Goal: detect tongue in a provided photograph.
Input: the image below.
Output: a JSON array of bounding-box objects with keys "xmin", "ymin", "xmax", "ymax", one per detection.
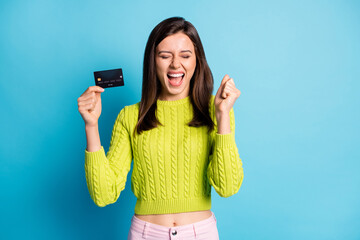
[
  {"xmin": 169, "ymin": 77, "xmax": 182, "ymax": 83},
  {"xmin": 169, "ymin": 76, "xmax": 182, "ymax": 84}
]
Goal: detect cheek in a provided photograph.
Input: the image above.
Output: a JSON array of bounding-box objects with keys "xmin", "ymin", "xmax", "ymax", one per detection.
[
  {"xmin": 185, "ymin": 59, "xmax": 196, "ymax": 74},
  {"xmin": 156, "ymin": 60, "xmax": 168, "ymax": 75},
  {"xmin": 155, "ymin": 62, "xmax": 165, "ymax": 79}
]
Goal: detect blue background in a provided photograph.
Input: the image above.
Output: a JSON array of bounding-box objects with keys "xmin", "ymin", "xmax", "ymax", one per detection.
[{"xmin": 1, "ymin": 0, "xmax": 359, "ymax": 239}]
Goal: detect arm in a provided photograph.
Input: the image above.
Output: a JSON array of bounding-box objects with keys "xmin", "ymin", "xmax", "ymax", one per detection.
[
  {"xmin": 84, "ymin": 106, "xmax": 133, "ymax": 207},
  {"xmin": 207, "ymin": 107, "xmax": 244, "ymax": 197},
  {"xmin": 85, "ymin": 124, "xmax": 101, "ymax": 152}
]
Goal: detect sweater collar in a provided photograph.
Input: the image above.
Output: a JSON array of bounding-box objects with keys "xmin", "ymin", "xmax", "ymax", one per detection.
[{"xmin": 156, "ymin": 95, "xmax": 191, "ymax": 107}]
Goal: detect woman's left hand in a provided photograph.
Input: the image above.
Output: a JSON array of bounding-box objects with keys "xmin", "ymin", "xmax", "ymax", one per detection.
[{"xmin": 214, "ymin": 74, "xmax": 241, "ymax": 116}]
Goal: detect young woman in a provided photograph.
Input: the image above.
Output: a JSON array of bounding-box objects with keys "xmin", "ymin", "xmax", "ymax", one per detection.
[{"xmin": 77, "ymin": 17, "xmax": 243, "ymax": 240}]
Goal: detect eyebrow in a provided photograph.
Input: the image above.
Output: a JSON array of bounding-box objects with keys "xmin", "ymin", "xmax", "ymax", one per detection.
[{"xmin": 158, "ymin": 50, "xmax": 193, "ymax": 54}]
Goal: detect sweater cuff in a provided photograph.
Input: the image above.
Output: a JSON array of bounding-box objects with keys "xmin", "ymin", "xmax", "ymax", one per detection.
[
  {"xmin": 85, "ymin": 146, "xmax": 105, "ymax": 161},
  {"xmin": 215, "ymin": 132, "xmax": 235, "ymax": 148}
]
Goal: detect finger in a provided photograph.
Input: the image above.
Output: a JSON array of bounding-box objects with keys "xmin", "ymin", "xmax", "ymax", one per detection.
[
  {"xmin": 221, "ymin": 74, "xmax": 231, "ymax": 86},
  {"xmin": 221, "ymin": 88, "xmax": 230, "ymax": 99},
  {"xmin": 80, "ymin": 86, "xmax": 104, "ymax": 101},
  {"xmin": 78, "ymin": 103, "xmax": 95, "ymax": 112},
  {"xmin": 223, "ymin": 85, "xmax": 233, "ymax": 94},
  {"xmin": 224, "ymin": 81, "xmax": 237, "ymax": 92},
  {"xmin": 219, "ymin": 77, "xmax": 235, "ymax": 99},
  {"xmin": 223, "ymin": 78, "xmax": 235, "ymax": 89},
  {"xmin": 84, "ymin": 86, "xmax": 105, "ymax": 95},
  {"xmin": 79, "ymin": 91, "xmax": 96, "ymax": 100},
  {"xmin": 222, "ymin": 83, "xmax": 238, "ymax": 99},
  {"xmin": 87, "ymin": 101, "xmax": 98, "ymax": 112},
  {"xmin": 78, "ymin": 91, "xmax": 96, "ymax": 101},
  {"xmin": 227, "ymin": 78, "xmax": 236, "ymax": 87},
  {"xmin": 89, "ymin": 85, "xmax": 105, "ymax": 92},
  {"xmin": 78, "ymin": 97, "xmax": 96, "ymax": 107},
  {"xmin": 216, "ymin": 75, "xmax": 231, "ymax": 97},
  {"xmin": 225, "ymin": 79, "xmax": 241, "ymax": 98}
]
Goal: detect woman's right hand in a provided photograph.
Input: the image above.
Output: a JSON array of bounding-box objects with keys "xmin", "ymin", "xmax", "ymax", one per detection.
[{"xmin": 77, "ymin": 86, "xmax": 105, "ymax": 127}]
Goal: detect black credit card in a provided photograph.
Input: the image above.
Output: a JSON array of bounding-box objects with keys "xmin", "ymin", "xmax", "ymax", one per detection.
[{"xmin": 94, "ymin": 68, "xmax": 124, "ymax": 88}]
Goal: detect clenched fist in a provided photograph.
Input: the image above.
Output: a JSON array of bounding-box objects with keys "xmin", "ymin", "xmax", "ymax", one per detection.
[{"xmin": 214, "ymin": 74, "xmax": 241, "ymax": 115}]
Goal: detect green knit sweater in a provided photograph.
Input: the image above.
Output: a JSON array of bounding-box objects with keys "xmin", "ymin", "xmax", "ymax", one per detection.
[{"xmin": 84, "ymin": 95, "xmax": 244, "ymax": 214}]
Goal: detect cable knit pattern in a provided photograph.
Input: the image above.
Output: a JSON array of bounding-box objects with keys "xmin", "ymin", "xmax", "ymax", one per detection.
[
  {"xmin": 170, "ymin": 106, "xmax": 178, "ymax": 199},
  {"xmin": 157, "ymin": 106, "xmax": 166, "ymax": 200},
  {"xmin": 130, "ymin": 115, "xmax": 140, "ymax": 197},
  {"xmin": 216, "ymin": 149, "xmax": 225, "ymax": 194},
  {"xmin": 183, "ymin": 106, "xmax": 190, "ymax": 198},
  {"xmin": 230, "ymin": 148, "xmax": 238, "ymax": 194},
  {"xmin": 143, "ymin": 131, "xmax": 156, "ymax": 201},
  {"xmin": 136, "ymin": 138, "xmax": 145, "ymax": 200},
  {"xmin": 84, "ymin": 95, "xmax": 244, "ymax": 214},
  {"xmin": 136, "ymin": 137, "xmax": 147, "ymax": 201},
  {"xmin": 194, "ymin": 129, "xmax": 201, "ymax": 197}
]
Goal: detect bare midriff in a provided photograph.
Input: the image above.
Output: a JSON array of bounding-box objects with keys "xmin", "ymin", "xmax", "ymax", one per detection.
[{"xmin": 134, "ymin": 210, "xmax": 212, "ymax": 227}]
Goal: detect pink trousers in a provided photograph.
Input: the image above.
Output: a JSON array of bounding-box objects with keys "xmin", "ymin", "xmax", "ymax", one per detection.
[{"xmin": 127, "ymin": 211, "xmax": 219, "ymax": 240}]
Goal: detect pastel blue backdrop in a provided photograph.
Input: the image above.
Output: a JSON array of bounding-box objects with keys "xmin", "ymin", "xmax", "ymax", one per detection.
[{"xmin": 1, "ymin": 0, "xmax": 359, "ymax": 239}]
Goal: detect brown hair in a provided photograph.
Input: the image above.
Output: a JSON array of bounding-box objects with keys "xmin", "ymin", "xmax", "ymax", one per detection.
[{"xmin": 134, "ymin": 16, "xmax": 215, "ymax": 137}]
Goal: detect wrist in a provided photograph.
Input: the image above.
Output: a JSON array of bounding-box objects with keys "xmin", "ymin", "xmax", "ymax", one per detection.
[
  {"xmin": 85, "ymin": 123, "xmax": 99, "ymax": 130},
  {"xmin": 216, "ymin": 113, "xmax": 231, "ymax": 134},
  {"xmin": 215, "ymin": 111, "xmax": 230, "ymax": 121}
]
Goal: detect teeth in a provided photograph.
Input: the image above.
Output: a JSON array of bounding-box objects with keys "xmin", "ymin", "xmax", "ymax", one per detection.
[{"xmin": 168, "ymin": 73, "xmax": 184, "ymax": 78}]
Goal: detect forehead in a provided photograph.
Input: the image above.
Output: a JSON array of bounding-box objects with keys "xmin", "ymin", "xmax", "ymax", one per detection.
[{"xmin": 156, "ymin": 32, "xmax": 194, "ymax": 52}]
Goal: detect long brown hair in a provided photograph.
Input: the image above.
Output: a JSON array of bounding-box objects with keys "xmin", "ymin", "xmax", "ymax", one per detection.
[{"xmin": 134, "ymin": 17, "xmax": 215, "ymax": 137}]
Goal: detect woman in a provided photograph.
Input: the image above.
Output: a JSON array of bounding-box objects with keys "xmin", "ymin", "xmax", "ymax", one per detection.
[{"xmin": 77, "ymin": 17, "xmax": 243, "ymax": 240}]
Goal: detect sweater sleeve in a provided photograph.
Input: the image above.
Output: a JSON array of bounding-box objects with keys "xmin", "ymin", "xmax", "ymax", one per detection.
[
  {"xmin": 84, "ymin": 106, "xmax": 133, "ymax": 207},
  {"xmin": 207, "ymin": 107, "xmax": 244, "ymax": 198}
]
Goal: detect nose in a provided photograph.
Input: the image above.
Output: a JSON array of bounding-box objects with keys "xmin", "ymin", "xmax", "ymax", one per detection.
[{"xmin": 170, "ymin": 56, "xmax": 181, "ymax": 69}]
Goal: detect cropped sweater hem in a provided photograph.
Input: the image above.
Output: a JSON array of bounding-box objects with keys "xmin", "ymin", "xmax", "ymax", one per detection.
[{"xmin": 134, "ymin": 196, "xmax": 212, "ymax": 215}]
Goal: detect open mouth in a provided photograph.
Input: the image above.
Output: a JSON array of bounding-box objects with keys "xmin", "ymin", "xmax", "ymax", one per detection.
[{"xmin": 167, "ymin": 73, "xmax": 184, "ymax": 87}]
